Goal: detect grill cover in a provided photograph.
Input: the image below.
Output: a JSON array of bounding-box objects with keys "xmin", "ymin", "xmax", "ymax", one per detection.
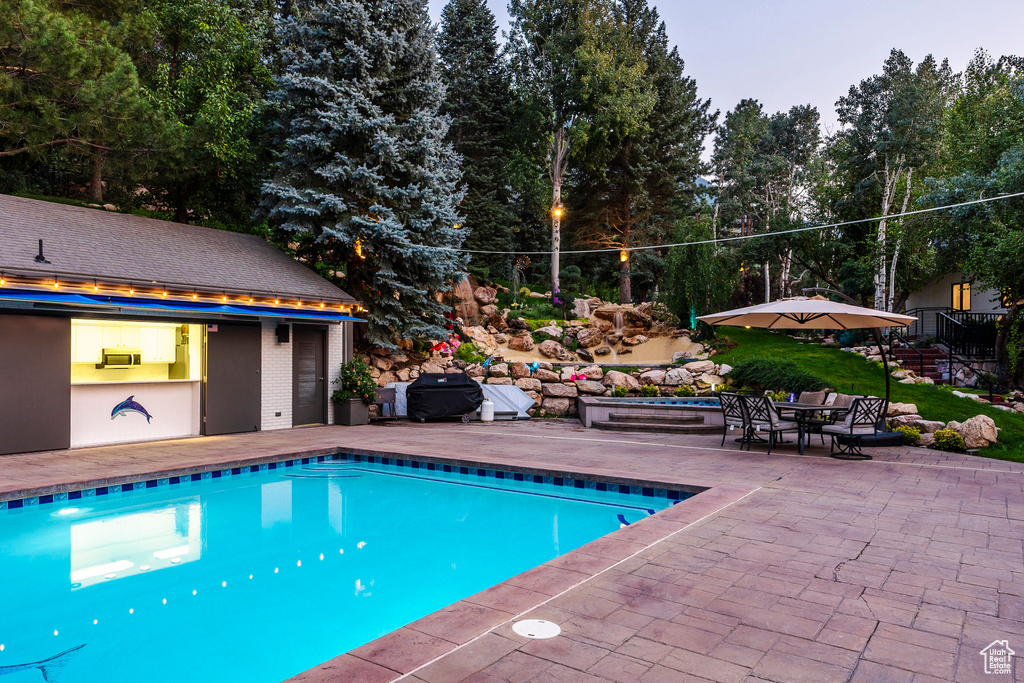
[{"xmin": 406, "ymin": 373, "xmax": 484, "ymax": 421}]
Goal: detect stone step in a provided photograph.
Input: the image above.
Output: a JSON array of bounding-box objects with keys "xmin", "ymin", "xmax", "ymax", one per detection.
[
  {"xmin": 592, "ymin": 420, "xmax": 720, "ymax": 434},
  {"xmin": 607, "ymin": 413, "xmax": 704, "ymax": 426}
]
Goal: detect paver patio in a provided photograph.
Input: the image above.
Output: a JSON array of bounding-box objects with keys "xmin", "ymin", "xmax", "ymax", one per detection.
[{"xmin": 2, "ymin": 420, "xmax": 1022, "ymax": 682}]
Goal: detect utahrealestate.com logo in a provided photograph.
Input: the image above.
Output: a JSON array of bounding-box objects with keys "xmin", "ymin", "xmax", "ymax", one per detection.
[{"xmin": 980, "ymin": 640, "xmax": 1014, "ymax": 675}]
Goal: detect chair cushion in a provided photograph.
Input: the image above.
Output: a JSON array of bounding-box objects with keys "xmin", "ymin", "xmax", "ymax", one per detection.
[{"xmin": 822, "ymin": 424, "xmax": 876, "ymax": 436}]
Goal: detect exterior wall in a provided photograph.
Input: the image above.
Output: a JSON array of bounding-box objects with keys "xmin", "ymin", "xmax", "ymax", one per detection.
[
  {"xmin": 261, "ymin": 321, "xmax": 293, "ymax": 430},
  {"xmin": 906, "ymin": 272, "xmax": 1005, "ymax": 314},
  {"xmin": 326, "ymin": 322, "xmax": 345, "ymax": 425}
]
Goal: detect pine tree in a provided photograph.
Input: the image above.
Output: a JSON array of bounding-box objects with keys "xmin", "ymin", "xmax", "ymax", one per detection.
[
  {"xmin": 437, "ymin": 0, "xmax": 514, "ymax": 280},
  {"xmin": 262, "ymin": 0, "xmax": 467, "ymax": 347},
  {"xmin": 570, "ymin": 0, "xmax": 715, "ymax": 303}
]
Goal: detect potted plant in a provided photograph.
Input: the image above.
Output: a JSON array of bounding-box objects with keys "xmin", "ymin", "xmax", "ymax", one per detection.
[{"xmin": 331, "ymin": 358, "xmax": 377, "ymax": 425}]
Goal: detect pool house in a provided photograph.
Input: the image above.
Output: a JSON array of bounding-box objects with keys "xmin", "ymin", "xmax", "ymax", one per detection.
[{"xmin": 0, "ymin": 195, "xmax": 361, "ymax": 455}]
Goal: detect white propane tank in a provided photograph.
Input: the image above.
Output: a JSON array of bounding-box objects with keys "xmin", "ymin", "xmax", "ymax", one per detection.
[{"xmin": 480, "ymin": 397, "xmax": 495, "ymax": 422}]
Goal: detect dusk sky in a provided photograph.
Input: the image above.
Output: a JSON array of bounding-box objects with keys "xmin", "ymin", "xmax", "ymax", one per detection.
[{"xmin": 427, "ymin": 0, "xmax": 1024, "ymax": 156}]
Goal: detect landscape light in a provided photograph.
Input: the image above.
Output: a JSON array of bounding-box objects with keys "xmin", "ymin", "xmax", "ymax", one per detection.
[{"xmin": 620, "ymin": 249, "xmax": 628, "ymax": 262}]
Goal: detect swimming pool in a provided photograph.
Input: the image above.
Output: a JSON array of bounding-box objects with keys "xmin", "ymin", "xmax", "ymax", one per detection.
[{"xmin": 0, "ymin": 455, "xmax": 686, "ymax": 682}]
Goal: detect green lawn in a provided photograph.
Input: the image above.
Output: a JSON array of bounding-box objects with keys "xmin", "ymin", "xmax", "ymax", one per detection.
[{"xmin": 716, "ymin": 327, "xmax": 1024, "ymax": 461}]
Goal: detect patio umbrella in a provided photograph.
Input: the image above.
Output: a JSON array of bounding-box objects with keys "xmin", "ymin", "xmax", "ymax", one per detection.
[{"xmin": 697, "ymin": 296, "xmax": 917, "ymax": 402}]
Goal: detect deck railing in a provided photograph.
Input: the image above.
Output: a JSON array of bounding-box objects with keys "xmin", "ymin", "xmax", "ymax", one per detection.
[{"xmin": 936, "ymin": 311, "xmax": 999, "ymax": 359}]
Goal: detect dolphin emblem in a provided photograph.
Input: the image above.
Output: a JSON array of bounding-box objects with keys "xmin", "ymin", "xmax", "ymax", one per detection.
[
  {"xmin": 111, "ymin": 396, "xmax": 153, "ymax": 423},
  {"xmin": 0, "ymin": 644, "xmax": 85, "ymax": 682}
]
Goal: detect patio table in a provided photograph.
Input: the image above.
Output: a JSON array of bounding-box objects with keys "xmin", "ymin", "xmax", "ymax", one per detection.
[{"xmin": 774, "ymin": 402, "xmax": 838, "ymax": 455}]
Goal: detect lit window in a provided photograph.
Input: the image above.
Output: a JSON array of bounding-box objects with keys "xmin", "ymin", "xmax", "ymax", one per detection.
[{"xmin": 952, "ymin": 282, "xmax": 971, "ymax": 311}]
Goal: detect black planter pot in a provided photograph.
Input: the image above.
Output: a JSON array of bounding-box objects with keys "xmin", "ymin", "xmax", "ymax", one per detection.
[{"xmin": 334, "ymin": 398, "xmax": 370, "ymax": 426}]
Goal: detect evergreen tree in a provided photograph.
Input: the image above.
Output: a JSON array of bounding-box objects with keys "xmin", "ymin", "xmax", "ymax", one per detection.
[
  {"xmin": 0, "ymin": 0, "xmax": 156, "ymax": 201},
  {"xmin": 570, "ymin": 0, "xmax": 715, "ymax": 303},
  {"xmin": 437, "ymin": 0, "xmax": 514, "ymax": 280},
  {"xmin": 262, "ymin": 0, "xmax": 467, "ymax": 346}
]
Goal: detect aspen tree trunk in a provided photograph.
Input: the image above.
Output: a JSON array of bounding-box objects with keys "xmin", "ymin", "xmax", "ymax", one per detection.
[
  {"xmin": 549, "ymin": 126, "xmax": 569, "ymax": 297},
  {"xmin": 887, "ymin": 168, "xmax": 913, "ymax": 313}
]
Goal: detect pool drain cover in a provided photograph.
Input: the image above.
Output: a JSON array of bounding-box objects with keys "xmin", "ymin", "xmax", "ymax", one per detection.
[{"xmin": 512, "ymin": 619, "xmax": 561, "ymax": 639}]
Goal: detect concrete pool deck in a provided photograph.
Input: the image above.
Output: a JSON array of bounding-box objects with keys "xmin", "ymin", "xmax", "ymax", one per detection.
[{"xmin": 2, "ymin": 421, "xmax": 1023, "ymax": 682}]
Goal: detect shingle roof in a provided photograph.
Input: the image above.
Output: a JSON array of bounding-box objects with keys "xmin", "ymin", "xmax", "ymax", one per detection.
[{"xmin": 0, "ymin": 195, "xmax": 355, "ymax": 303}]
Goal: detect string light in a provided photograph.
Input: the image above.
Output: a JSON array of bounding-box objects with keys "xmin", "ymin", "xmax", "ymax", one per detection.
[
  {"xmin": 53, "ymin": 280, "xmax": 59, "ymax": 289},
  {"xmin": 162, "ymin": 290, "xmax": 168, "ymax": 298},
  {"xmin": 93, "ymin": 280, "xmax": 98, "ymax": 292},
  {"xmin": 192, "ymin": 291, "xmax": 198, "ymax": 300},
  {"xmin": 0, "ymin": 272, "xmax": 5, "ymax": 286}
]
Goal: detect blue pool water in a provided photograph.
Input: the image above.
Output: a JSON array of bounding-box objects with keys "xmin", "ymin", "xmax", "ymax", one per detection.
[
  {"xmin": 0, "ymin": 457, "xmax": 682, "ymax": 682},
  {"xmin": 615, "ymin": 397, "xmax": 720, "ymax": 406}
]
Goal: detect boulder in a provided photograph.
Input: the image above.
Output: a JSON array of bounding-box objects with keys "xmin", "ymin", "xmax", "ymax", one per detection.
[
  {"xmin": 488, "ymin": 313, "xmax": 508, "ymax": 332},
  {"xmin": 396, "ymin": 368, "xmax": 411, "ymax": 382},
  {"xmin": 409, "ymin": 369, "xmax": 420, "ymax": 379},
  {"xmin": 1014, "ymin": 403, "xmax": 1024, "ymax": 414},
  {"xmin": 488, "ymin": 363, "xmax": 509, "ymax": 378},
  {"xmin": 638, "ymin": 370, "xmax": 667, "ymax": 386},
  {"xmin": 507, "ymin": 317, "xmax": 531, "ymax": 331},
  {"xmin": 510, "ymin": 362, "xmax": 531, "ymax": 379},
  {"xmin": 888, "ymin": 414, "xmax": 923, "ymax": 429},
  {"xmin": 697, "ymin": 373, "xmax": 724, "ymax": 387},
  {"xmin": 918, "ymin": 432, "xmax": 935, "ymax": 448},
  {"xmin": 593, "ymin": 320, "xmax": 612, "ymax": 333},
  {"xmin": 605, "ymin": 332, "xmax": 624, "ymax": 346},
  {"xmin": 479, "ymin": 304, "xmax": 498, "ymax": 319},
  {"xmin": 473, "ymin": 286, "xmax": 497, "ymax": 305},
  {"xmin": 515, "ymin": 378, "xmax": 543, "ymax": 392},
  {"xmin": 421, "ymin": 362, "xmax": 446, "ymax": 374},
  {"xmin": 898, "ymin": 378, "xmax": 917, "ymax": 384},
  {"xmin": 465, "ymin": 364, "xmax": 485, "ymax": 378},
  {"xmin": 593, "ymin": 345, "xmax": 613, "ymax": 356},
  {"xmin": 887, "ymin": 402, "xmax": 918, "ymax": 417},
  {"xmin": 377, "ymin": 371, "xmax": 396, "ymax": 386},
  {"xmin": 913, "ymin": 419, "xmax": 946, "ymax": 433},
  {"xmin": 493, "ymin": 333, "xmax": 509, "ymax": 345},
  {"xmin": 368, "ymin": 367, "xmax": 381, "ymax": 379},
  {"xmin": 535, "ymin": 325, "xmax": 563, "ymax": 339},
  {"xmin": 542, "ymin": 383, "xmax": 578, "ymax": 398},
  {"xmin": 618, "ymin": 347, "xmax": 633, "ymax": 355},
  {"xmin": 671, "ymin": 338, "xmax": 706, "ymax": 361},
  {"xmin": 541, "ymin": 397, "xmax": 575, "ymax": 416},
  {"xmin": 664, "ymin": 368, "xmax": 694, "ymax": 386},
  {"xmin": 577, "ymin": 349, "xmax": 594, "ymax": 362},
  {"xmin": 572, "ymin": 298, "xmax": 590, "ymax": 319},
  {"xmin": 524, "ymin": 390, "xmax": 542, "ymax": 407},
  {"xmin": 576, "ymin": 327, "xmax": 605, "ymax": 348},
  {"xmin": 681, "ymin": 360, "xmax": 715, "ymax": 374},
  {"xmin": 579, "ymin": 365, "xmax": 603, "ymax": 380},
  {"xmin": 592, "ymin": 304, "xmax": 652, "ymax": 329},
  {"xmin": 950, "ymin": 415, "xmax": 999, "ymax": 449},
  {"xmin": 559, "ymin": 366, "xmax": 578, "ymax": 381},
  {"xmin": 103, "ymin": 203, "xmax": 117, "ymax": 211},
  {"xmin": 538, "ymin": 361, "xmax": 553, "ymax": 370},
  {"xmin": 445, "ymin": 367, "xmax": 463, "ymax": 374},
  {"xmin": 533, "ymin": 368, "xmax": 560, "ymax": 383},
  {"xmin": 621, "ymin": 335, "xmax": 650, "ymax": 346},
  {"xmin": 528, "ymin": 291, "xmax": 546, "ymax": 299},
  {"xmin": 462, "ymin": 326, "xmax": 497, "ymax": 349},
  {"xmin": 602, "ymin": 370, "xmax": 641, "ymax": 392},
  {"xmin": 372, "ymin": 356, "xmax": 393, "ymax": 371},
  {"xmin": 538, "ymin": 339, "xmax": 575, "ymax": 361},
  {"xmin": 717, "ymin": 363, "xmax": 733, "ymax": 376},
  {"xmin": 952, "ymin": 390, "xmax": 984, "ymax": 402},
  {"xmin": 487, "ymin": 377, "xmax": 513, "ymax": 385},
  {"xmin": 507, "ymin": 335, "xmax": 535, "ymax": 352},
  {"xmin": 575, "ymin": 380, "xmax": 606, "ymax": 395}
]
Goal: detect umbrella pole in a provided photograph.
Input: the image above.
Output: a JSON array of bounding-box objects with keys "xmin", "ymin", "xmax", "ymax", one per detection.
[{"xmin": 872, "ymin": 327, "xmax": 891, "ymax": 404}]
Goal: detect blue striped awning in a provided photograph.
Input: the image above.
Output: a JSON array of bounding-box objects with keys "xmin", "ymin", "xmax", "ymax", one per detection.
[{"xmin": 0, "ymin": 289, "xmax": 365, "ymax": 322}]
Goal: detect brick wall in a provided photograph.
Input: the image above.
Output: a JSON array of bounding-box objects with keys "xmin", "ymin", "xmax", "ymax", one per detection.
[
  {"xmin": 261, "ymin": 321, "xmax": 292, "ymax": 430},
  {"xmin": 326, "ymin": 322, "xmax": 345, "ymax": 424}
]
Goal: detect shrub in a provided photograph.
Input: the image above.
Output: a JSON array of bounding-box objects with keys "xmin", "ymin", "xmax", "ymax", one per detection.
[
  {"xmin": 838, "ymin": 330, "xmax": 866, "ymax": 347},
  {"xmin": 454, "ymin": 340, "xmax": 485, "ymax": 364},
  {"xmin": 612, "ymin": 386, "xmax": 628, "ymax": 397},
  {"xmin": 933, "ymin": 428, "xmax": 965, "ymax": 452},
  {"xmin": 331, "ymin": 358, "xmax": 377, "ymax": 405},
  {"xmin": 640, "ymin": 384, "xmax": 659, "ymax": 397},
  {"xmin": 728, "ymin": 357, "xmax": 829, "ymax": 394},
  {"xmin": 674, "ymin": 385, "xmax": 695, "ymax": 397},
  {"xmin": 893, "ymin": 425, "xmax": 921, "ymax": 445}
]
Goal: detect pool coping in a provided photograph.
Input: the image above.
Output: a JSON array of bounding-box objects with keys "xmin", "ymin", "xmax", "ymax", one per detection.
[{"xmin": 288, "ymin": 473, "xmax": 758, "ymax": 683}]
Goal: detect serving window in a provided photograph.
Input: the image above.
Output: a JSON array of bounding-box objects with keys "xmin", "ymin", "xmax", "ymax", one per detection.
[{"xmin": 71, "ymin": 319, "xmax": 203, "ymax": 384}]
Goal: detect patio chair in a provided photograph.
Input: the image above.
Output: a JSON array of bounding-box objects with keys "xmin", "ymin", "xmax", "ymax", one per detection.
[
  {"xmin": 821, "ymin": 397, "xmax": 889, "ymax": 460},
  {"xmin": 797, "ymin": 391, "xmax": 831, "ymax": 444},
  {"xmin": 739, "ymin": 396, "xmax": 800, "ymax": 455},
  {"xmin": 373, "ymin": 386, "xmax": 398, "ymax": 421},
  {"xmin": 718, "ymin": 391, "xmax": 746, "ymax": 447}
]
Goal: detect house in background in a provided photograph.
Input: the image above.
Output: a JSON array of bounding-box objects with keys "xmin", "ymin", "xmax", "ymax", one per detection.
[
  {"xmin": 0, "ymin": 195, "xmax": 363, "ymax": 455},
  {"xmin": 904, "ymin": 271, "xmax": 1005, "ymax": 356}
]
